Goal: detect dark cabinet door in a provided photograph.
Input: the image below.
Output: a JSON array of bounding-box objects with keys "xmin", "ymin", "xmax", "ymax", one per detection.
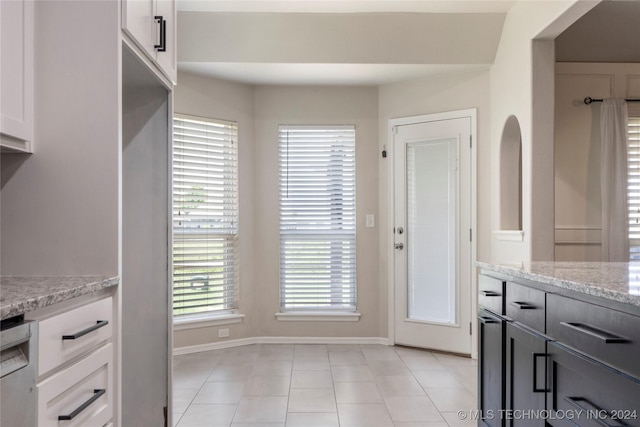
[
  {"xmin": 506, "ymin": 322, "xmax": 548, "ymax": 427},
  {"xmin": 478, "ymin": 309, "xmax": 506, "ymax": 427},
  {"xmin": 546, "ymin": 341, "xmax": 640, "ymax": 427}
]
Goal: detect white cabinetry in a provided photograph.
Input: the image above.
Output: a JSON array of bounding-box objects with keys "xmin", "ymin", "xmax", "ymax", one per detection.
[
  {"xmin": 27, "ymin": 295, "xmax": 115, "ymax": 427},
  {"xmin": 122, "ymin": 0, "xmax": 176, "ymax": 83},
  {"xmin": 0, "ymin": 0, "xmax": 34, "ymax": 152}
]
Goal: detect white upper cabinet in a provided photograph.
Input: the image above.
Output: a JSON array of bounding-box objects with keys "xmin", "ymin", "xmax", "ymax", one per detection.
[
  {"xmin": 122, "ymin": 0, "xmax": 176, "ymax": 84},
  {"xmin": 1, "ymin": 0, "xmax": 34, "ymax": 152}
]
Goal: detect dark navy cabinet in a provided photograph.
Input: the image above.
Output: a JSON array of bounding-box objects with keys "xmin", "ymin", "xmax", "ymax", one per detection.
[{"xmin": 478, "ymin": 270, "xmax": 640, "ymax": 427}]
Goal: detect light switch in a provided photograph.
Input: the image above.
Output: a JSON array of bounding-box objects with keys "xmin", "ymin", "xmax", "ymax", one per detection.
[{"xmin": 366, "ymin": 214, "xmax": 375, "ymax": 228}]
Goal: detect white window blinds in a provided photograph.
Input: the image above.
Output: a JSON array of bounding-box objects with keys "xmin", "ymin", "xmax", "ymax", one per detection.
[
  {"xmin": 628, "ymin": 115, "xmax": 640, "ymax": 295},
  {"xmin": 279, "ymin": 125, "xmax": 357, "ymax": 311},
  {"xmin": 628, "ymin": 115, "xmax": 640, "ymax": 259},
  {"xmin": 173, "ymin": 115, "xmax": 239, "ymax": 316}
]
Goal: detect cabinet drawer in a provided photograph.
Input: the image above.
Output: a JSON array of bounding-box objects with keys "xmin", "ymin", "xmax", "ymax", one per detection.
[
  {"xmin": 38, "ymin": 297, "xmax": 112, "ymax": 376},
  {"xmin": 37, "ymin": 343, "xmax": 113, "ymax": 427},
  {"xmin": 479, "ymin": 275, "xmax": 505, "ymax": 315},
  {"xmin": 506, "ymin": 283, "xmax": 545, "ymax": 333},
  {"xmin": 547, "ymin": 294, "xmax": 640, "ymax": 378},
  {"xmin": 546, "ymin": 342, "xmax": 640, "ymax": 427}
]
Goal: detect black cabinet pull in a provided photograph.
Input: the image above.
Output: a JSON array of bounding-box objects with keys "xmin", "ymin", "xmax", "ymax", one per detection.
[
  {"xmin": 532, "ymin": 353, "xmax": 549, "ymax": 393},
  {"xmin": 58, "ymin": 389, "xmax": 106, "ymax": 421},
  {"xmin": 564, "ymin": 396, "xmax": 623, "ymax": 427},
  {"xmin": 154, "ymin": 15, "xmax": 166, "ymax": 52},
  {"xmin": 479, "ymin": 316, "xmax": 497, "ymax": 324},
  {"xmin": 511, "ymin": 301, "xmax": 536, "ymax": 310},
  {"xmin": 560, "ymin": 322, "xmax": 629, "ymax": 344},
  {"xmin": 62, "ymin": 320, "xmax": 108, "ymax": 340},
  {"xmin": 481, "ymin": 290, "xmax": 501, "ymax": 297}
]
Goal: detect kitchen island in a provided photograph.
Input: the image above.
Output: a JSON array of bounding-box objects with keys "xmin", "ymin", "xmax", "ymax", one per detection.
[{"xmin": 477, "ymin": 262, "xmax": 640, "ymax": 427}]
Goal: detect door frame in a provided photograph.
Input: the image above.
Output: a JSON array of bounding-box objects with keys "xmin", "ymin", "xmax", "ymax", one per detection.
[{"xmin": 387, "ymin": 109, "xmax": 478, "ymax": 358}]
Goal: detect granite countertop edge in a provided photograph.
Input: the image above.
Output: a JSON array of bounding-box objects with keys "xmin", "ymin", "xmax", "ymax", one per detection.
[
  {"xmin": 0, "ymin": 276, "xmax": 120, "ymax": 320},
  {"xmin": 476, "ymin": 261, "xmax": 640, "ymax": 308}
]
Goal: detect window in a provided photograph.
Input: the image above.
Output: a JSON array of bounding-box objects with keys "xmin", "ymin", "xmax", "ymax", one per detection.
[
  {"xmin": 172, "ymin": 115, "xmax": 239, "ymax": 317},
  {"xmin": 628, "ymin": 115, "xmax": 640, "ymax": 257},
  {"xmin": 278, "ymin": 125, "xmax": 357, "ymax": 312},
  {"xmin": 627, "ymin": 114, "xmax": 640, "ymax": 295}
]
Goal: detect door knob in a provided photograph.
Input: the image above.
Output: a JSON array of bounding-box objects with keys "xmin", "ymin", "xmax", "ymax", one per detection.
[{"xmin": 395, "ymin": 243, "xmax": 404, "ymax": 250}]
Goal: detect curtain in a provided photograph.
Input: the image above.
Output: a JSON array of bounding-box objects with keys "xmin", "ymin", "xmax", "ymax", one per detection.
[{"xmin": 600, "ymin": 99, "xmax": 630, "ymax": 261}]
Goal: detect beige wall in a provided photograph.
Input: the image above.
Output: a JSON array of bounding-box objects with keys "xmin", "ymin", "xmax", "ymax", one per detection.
[
  {"xmin": 173, "ymin": 74, "xmax": 381, "ymax": 348},
  {"xmin": 377, "ymin": 69, "xmax": 492, "ymax": 339},
  {"xmin": 554, "ymin": 62, "xmax": 640, "ymax": 261},
  {"xmin": 252, "ymin": 85, "xmax": 379, "ymax": 338},
  {"xmin": 173, "ymin": 69, "xmax": 493, "ymax": 349},
  {"xmin": 173, "ymin": 72, "xmax": 256, "ymax": 347}
]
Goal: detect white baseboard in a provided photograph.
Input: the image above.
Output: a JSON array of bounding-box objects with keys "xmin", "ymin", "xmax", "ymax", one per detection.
[{"xmin": 173, "ymin": 336, "xmax": 390, "ymax": 356}]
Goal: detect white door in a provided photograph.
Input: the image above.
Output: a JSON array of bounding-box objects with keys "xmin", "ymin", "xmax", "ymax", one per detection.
[{"xmin": 393, "ymin": 114, "xmax": 473, "ymax": 355}]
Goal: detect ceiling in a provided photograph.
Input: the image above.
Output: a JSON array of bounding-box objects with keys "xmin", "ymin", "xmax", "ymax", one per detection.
[
  {"xmin": 555, "ymin": 0, "xmax": 640, "ymax": 63},
  {"xmin": 176, "ymin": 0, "xmax": 513, "ymax": 85},
  {"xmin": 177, "ymin": 0, "xmax": 516, "ymax": 14}
]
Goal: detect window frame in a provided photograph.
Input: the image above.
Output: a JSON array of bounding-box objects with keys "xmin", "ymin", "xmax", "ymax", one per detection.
[
  {"xmin": 277, "ymin": 124, "xmax": 358, "ymax": 317},
  {"xmin": 172, "ymin": 113, "xmax": 240, "ymax": 321}
]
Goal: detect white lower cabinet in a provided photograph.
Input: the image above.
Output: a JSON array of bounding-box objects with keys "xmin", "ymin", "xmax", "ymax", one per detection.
[
  {"xmin": 38, "ymin": 297, "xmax": 112, "ymax": 377},
  {"xmin": 37, "ymin": 344, "xmax": 113, "ymax": 427},
  {"xmin": 27, "ymin": 293, "xmax": 116, "ymax": 426}
]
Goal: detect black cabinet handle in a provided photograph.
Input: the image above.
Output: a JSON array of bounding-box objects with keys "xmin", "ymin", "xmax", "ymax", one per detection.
[
  {"xmin": 479, "ymin": 316, "xmax": 497, "ymax": 324},
  {"xmin": 532, "ymin": 353, "xmax": 549, "ymax": 393},
  {"xmin": 511, "ymin": 301, "xmax": 536, "ymax": 310},
  {"xmin": 560, "ymin": 322, "xmax": 629, "ymax": 344},
  {"xmin": 62, "ymin": 320, "xmax": 109, "ymax": 340},
  {"xmin": 154, "ymin": 15, "xmax": 166, "ymax": 52},
  {"xmin": 58, "ymin": 389, "xmax": 106, "ymax": 421},
  {"xmin": 481, "ymin": 290, "xmax": 501, "ymax": 297},
  {"xmin": 564, "ymin": 396, "xmax": 623, "ymax": 427}
]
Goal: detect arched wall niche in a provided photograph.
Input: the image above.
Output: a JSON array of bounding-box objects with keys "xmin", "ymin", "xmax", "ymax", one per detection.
[{"xmin": 500, "ymin": 115, "xmax": 523, "ymax": 230}]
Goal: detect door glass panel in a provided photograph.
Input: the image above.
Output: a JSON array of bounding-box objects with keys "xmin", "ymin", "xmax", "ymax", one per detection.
[{"xmin": 406, "ymin": 138, "xmax": 457, "ymax": 324}]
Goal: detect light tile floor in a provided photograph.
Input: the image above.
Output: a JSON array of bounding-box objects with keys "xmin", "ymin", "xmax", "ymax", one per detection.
[{"xmin": 173, "ymin": 344, "xmax": 478, "ymax": 427}]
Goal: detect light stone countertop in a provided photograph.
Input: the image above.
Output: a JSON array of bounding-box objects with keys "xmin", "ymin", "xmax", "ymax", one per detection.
[
  {"xmin": 477, "ymin": 261, "xmax": 640, "ymax": 308},
  {"xmin": 0, "ymin": 276, "xmax": 119, "ymax": 320}
]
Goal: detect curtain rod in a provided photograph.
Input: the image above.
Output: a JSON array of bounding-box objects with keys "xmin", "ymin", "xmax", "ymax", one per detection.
[{"xmin": 584, "ymin": 96, "xmax": 640, "ymax": 105}]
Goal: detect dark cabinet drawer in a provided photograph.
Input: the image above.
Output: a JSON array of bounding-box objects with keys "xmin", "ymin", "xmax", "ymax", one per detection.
[
  {"xmin": 479, "ymin": 275, "xmax": 505, "ymax": 315},
  {"xmin": 547, "ymin": 294, "xmax": 640, "ymax": 378},
  {"xmin": 478, "ymin": 309, "xmax": 505, "ymax": 427},
  {"xmin": 506, "ymin": 322, "xmax": 548, "ymax": 427},
  {"xmin": 546, "ymin": 341, "xmax": 640, "ymax": 427},
  {"xmin": 506, "ymin": 283, "xmax": 546, "ymax": 333}
]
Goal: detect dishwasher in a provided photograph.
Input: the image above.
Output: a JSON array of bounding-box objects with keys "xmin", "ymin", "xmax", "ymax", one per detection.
[{"xmin": 1, "ymin": 315, "xmax": 37, "ymax": 427}]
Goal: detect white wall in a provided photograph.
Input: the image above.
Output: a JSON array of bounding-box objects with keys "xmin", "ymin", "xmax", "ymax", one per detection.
[
  {"xmin": 178, "ymin": 12, "xmax": 504, "ymax": 65},
  {"xmin": 0, "ymin": 1, "xmax": 120, "ymax": 275},
  {"xmin": 554, "ymin": 62, "xmax": 640, "ymax": 261},
  {"xmin": 489, "ymin": 0, "xmax": 599, "ymax": 264}
]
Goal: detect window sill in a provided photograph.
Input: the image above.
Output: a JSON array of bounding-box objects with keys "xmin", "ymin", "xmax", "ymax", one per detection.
[
  {"xmin": 173, "ymin": 312, "xmax": 245, "ymax": 331},
  {"xmin": 275, "ymin": 312, "xmax": 361, "ymax": 322}
]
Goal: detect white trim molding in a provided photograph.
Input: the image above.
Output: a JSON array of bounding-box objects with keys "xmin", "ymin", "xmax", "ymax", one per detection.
[
  {"xmin": 494, "ymin": 230, "xmax": 525, "ymax": 242},
  {"xmin": 275, "ymin": 312, "xmax": 361, "ymax": 322},
  {"xmin": 173, "ymin": 336, "xmax": 389, "ymax": 356},
  {"xmin": 554, "ymin": 226, "xmax": 602, "ymax": 245},
  {"xmin": 173, "ymin": 312, "xmax": 245, "ymax": 331},
  {"xmin": 387, "ymin": 108, "xmax": 478, "ymax": 358}
]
